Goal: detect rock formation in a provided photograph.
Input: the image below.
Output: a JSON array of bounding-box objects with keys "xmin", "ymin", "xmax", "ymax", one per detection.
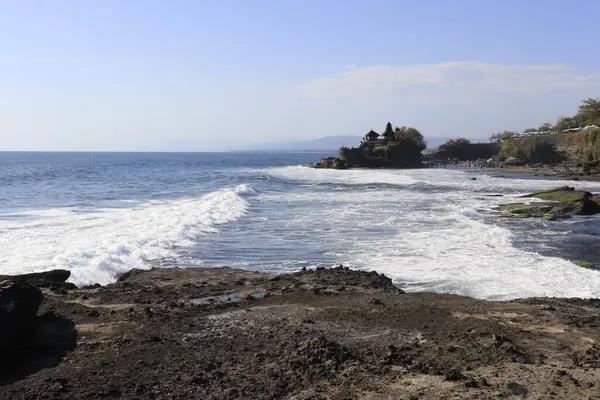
[
  {"xmin": 498, "ymin": 129, "xmax": 600, "ymax": 175},
  {"xmin": 311, "ymin": 126, "xmax": 427, "ymax": 169},
  {"xmin": 3, "ymin": 266, "xmax": 600, "ymax": 399},
  {"xmin": 0, "ymin": 273, "xmax": 77, "ymax": 385},
  {"xmin": 493, "ymin": 186, "xmax": 600, "ymax": 221}
]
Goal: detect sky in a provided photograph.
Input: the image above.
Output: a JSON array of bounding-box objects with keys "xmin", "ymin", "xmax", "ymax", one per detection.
[{"xmin": 2, "ymin": 0, "xmax": 600, "ymax": 151}]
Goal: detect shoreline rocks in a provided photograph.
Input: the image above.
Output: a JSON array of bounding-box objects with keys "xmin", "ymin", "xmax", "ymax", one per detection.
[
  {"xmin": 0, "ymin": 280, "xmax": 76, "ymax": 385},
  {"xmin": 0, "ymin": 269, "xmax": 75, "ymax": 291},
  {"xmin": 1, "ymin": 266, "xmax": 600, "ymax": 398},
  {"xmin": 494, "ymin": 186, "xmax": 600, "ymax": 220}
]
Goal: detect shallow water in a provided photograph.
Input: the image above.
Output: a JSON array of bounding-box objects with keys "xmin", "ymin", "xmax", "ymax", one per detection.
[{"xmin": 2, "ymin": 152, "xmax": 600, "ymax": 299}]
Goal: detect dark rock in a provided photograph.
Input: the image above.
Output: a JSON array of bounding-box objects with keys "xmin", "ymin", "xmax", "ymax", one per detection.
[
  {"xmin": 0, "ymin": 282, "xmax": 43, "ymax": 360},
  {"xmin": 116, "ymin": 268, "xmax": 146, "ymax": 282},
  {"xmin": 0, "ymin": 269, "xmax": 70, "ymax": 283},
  {"xmin": 1, "ymin": 310, "xmax": 76, "ymax": 385},
  {"xmin": 506, "ymin": 382, "xmax": 528, "ymax": 396},
  {"xmin": 0, "ymin": 269, "xmax": 74, "ymax": 289},
  {"xmin": 148, "ymin": 335, "xmax": 162, "ymax": 343},
  {"xmin": 82, "ymin": 283, "xmax": 102, "ymax": 290},
  {"xmin": 313, "ymin": 157, "xmax": 347, "ymax": 169},
  {"xmin": 282, "ymin": 266, "xmax": 404, "ymax": 294},
  {"xmin": 464, "ymin": 377, "xmax": 479, "ymax": 388},
  {"xmin": 49, "ymin": 381, "xmax": 66, "ymax": 392},
  {"xmin": 370, "ymin": 298, "xmax": 384, "ymax": 305},
  {"xmin": 445, "ymin": 370, "xmax": 466, "ymax": 381},
  {"xmin": 470, "ymin": 177, "xmax": 477, "ymax": 180}
]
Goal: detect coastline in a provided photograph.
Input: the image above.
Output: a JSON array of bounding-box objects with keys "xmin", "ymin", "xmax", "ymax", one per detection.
[
  {"xmin": 2, "ymin": 266, "xmax": 600, "ymax": 399},
  {"xmin": 493, "ymin": 166, "xmax": 600, "ymax": 182},
  {"xmin": 431, "ymin": 164, "xmax": 600, "ymax": 182}
]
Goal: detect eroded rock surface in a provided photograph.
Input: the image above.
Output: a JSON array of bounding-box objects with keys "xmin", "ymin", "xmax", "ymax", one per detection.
[{"xmin": 1, "ymin": 266, "xmax": 600, "ymax": 399}]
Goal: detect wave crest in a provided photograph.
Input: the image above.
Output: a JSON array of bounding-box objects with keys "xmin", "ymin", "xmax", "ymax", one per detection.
[{"xmin": 0, "ymin": 184, "xmax": 254, "ymax": 286}]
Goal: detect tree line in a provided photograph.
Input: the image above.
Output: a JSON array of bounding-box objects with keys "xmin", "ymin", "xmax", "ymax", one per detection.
[
  {"xmin": 378, "ymin": 121, "xmax": 427, "ymax": 152},
  {"xmin": 489, "ymin": 98, "xmax": 600, "ymax": 143}
]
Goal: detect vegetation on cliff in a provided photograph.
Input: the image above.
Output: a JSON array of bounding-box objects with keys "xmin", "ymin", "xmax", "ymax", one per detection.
[
  {"xmin": 438, "ymin": 138, "xmax": 471, "ymax": 159},
  {"xmin": 426, "ymin": 138, "xmax": 499, "ymax": 162},
  {"xmin": 574, "ymin": 98, "xmax": 600, "ymax": 126},
  {"xmin": 489, "ymin": 131, "xmax": 518, "ymax": 143},
  {"xmin": 495, "ymin": 98, "xmax": 600, "ymax": 168}
]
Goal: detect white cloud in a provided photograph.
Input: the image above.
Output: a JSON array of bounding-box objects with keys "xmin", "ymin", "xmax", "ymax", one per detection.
[{"xmin": 295, "ymin": 62, "xmax": 600, "ymax": 98}]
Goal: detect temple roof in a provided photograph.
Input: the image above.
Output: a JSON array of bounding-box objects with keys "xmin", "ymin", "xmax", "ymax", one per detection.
[{"xmin": 365, "ymin": 130, "xmax": 380, "ymax": 139}]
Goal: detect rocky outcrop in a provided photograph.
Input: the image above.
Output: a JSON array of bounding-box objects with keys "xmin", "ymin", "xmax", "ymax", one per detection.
[
  {"xmin": 494, "ymin": 186, "xmax": 600, "ymax": 220},
  {"xmin": 0, "ymin": 282, "xmax": 43, "ymax": 359},
  {"xmin": 4, "ymin": 266, "xmax": 600, "ymax": 399},
  {"xmin": 0, "ymin": 278, "xmax": 76, "ymax": 385},
  {"xmin": 339, "ymin": 145, "xmax": 426, "ymax": 168},
  {"xmin": 309, "ymin": 130, "xmax": 426, "ymax": 169},
  {"xmin": 312, "ymin": 157, "xmax": 347, "ymax": 169},
  {"xmin": 425, "ymin": 143, "xmax": 500, "ymax": 163},
  {"xmin": 499, "ymin": 129, "xmax": 600, "ymax": 174},
  {"xmin": 0, "ymin": 269, "xmax": 75, "ymax": 290}
]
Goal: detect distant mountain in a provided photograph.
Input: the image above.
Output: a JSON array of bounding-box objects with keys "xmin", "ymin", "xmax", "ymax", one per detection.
[
  {"xmin": 244, "ymin": 135, "xmax": 490, "ymax": 153},
  {"xmin": 137, "ymin": 135, "xmax": 490, "ymax": 153},
  {"xmin": 244, "ymin": 135, "xmax": 363, "ymax": 152}
]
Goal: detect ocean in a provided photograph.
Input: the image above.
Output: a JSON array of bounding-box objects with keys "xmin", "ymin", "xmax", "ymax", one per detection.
[{"xmin": 2, "ymin": 151, "xmax": 600, "ymax": 300}]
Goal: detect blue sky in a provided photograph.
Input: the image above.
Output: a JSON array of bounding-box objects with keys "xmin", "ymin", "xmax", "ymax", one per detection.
[{"xmin": 2, "ymin": 0, "xmax": 600, "ymax": 151}]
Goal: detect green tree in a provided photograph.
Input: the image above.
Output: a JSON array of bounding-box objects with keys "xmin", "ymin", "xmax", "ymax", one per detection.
[
  {"xmin": 576, "ymin": 98, "xmax": 600, "ymax": 126},
  {"xmin": 394, "ymin": 126, "xmax": 427, "ymax": 151},
  {"xmin": 439, "ymin": 138, "xmax": 472, "ymax": 159},
  {"xmin": 523, "ymin": 128, "xmax": 538, "ymax": 133},
  {"xmin": 382, "ymin": 122, "xmax": 395, "ymax": 139},
  {"xmin": 554, "ymin": 116, "xmax": 578, "ymax": 132},
  {"xmin": 490, "ymin": 131, "xmax": 518, "ymax": 143},
  {"xmin": 538, "ymin": 123, "xmax": 553, "ymax": 132}
]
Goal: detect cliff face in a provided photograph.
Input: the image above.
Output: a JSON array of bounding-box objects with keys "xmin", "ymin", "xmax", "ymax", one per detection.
[
  {"xmin": 339, "ymin": 143, "xmax": 425, "ymax": 168},
  {"xmin": 339, "ymin": 147, "xmax": 371, "ymax": 167},
  {"xmin": 426, "ymin": 143, "xmax": 499, "ymax": 162},
  {"xmin": 500, "ymin": 129, "xmax": 600, "ymax": 171}
]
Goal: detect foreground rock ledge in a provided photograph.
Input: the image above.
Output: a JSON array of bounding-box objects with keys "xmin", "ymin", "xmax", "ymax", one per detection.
[{"xmin": 2, "ymin": 266, "xmax": 600, "ymax": 400}]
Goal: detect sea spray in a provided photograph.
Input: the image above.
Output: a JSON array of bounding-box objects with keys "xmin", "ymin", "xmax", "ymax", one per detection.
[{"xmin": 0, "ymin": 184, "xmax": 253, "ymax": 286}]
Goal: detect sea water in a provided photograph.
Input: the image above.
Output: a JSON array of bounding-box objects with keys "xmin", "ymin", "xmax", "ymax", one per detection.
[{"xmin": 2, "ymin": 151, "xmax": 600, "ymax": 300}]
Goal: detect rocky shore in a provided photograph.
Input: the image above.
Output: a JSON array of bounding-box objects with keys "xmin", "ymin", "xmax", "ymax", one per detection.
[
  {"xmin": 492, "ymin": 186, "xmax": 600, "ymax": 222},
  {"xmin": 2, "ymin": 266, "xmax": 600, "ymax": 399}
]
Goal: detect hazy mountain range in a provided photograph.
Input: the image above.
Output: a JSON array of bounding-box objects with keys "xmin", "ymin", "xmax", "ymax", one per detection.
[
  {"xmin": 241, "ymin": 135, "xmax": 489, "ymax": 152},
  {"xmin": 139, "ymin": 135, "xmax": 489, "ymax": 153}
]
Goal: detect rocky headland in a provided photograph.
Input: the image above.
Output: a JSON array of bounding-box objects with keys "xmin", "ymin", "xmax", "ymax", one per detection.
[
  {"xmin": 309, "ymin": 124, "xmax": 427, "ymax": 170},
  {"xmin": 3, "ymin": 266, "xmax": 600, "ymax": 399}
]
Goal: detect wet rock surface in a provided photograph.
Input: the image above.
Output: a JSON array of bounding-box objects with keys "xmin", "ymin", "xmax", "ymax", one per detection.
[
  {"xmin": 2, "ymin": 266, "xmax": 600, "ymax": 399},
  {"xmin": 493, "ymin": 186, "xmax": 600, "ymax": 221}
]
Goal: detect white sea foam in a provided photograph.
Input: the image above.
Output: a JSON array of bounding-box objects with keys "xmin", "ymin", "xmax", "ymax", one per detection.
[
  {"xmin": 267, "ymin": 165, "xmax": 420, "ymax": 186},
  {"xmin": 0, "ymin": 184, "xmax": 252, "ymax": 286},
  {"xmin": 263, "ymin": 166, "xmax": 600, "ymax": 300}
]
